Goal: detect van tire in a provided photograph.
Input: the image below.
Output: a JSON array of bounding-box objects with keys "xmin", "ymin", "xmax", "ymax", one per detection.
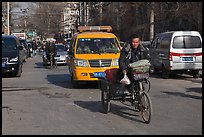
[
  {"xmin": 192, "ymin": 70, "xmax": 200, "ymax": 78},
  {"xmin": 16, "ymin": 64, "xmax": 22, "ymax": 77},
  {"xmin": 161, "ymin": 66, "xmax": 169, "ymax": 79},
  {"xmin": 70, "ymin": 75, "xmax": 78, "ymax": 88}
]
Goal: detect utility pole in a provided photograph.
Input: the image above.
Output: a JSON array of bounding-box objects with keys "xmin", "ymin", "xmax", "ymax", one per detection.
[
  {"xmin": 7, "ymin": 2, "xmax": 10, "ymax": 35},
  {"xmin": 84, "ymin": 2, "xmax": 87, "ymax": 26},
  {"xmin": 21, "ymin": 8, "xmax": 29, "ymax": 35},
  {"xmin": 99, "ymin": 2, "xmax": 103, "ymax": 25},
  {"xmin": 116, "ymin": 2, "xmax": 120, "ymax": 39},
  {"xmin": 150, "ymin": 2, "xmax": 155, "ymax": 41}
]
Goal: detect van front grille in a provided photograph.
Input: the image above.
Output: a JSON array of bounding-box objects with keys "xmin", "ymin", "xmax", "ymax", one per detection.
[{"xmin": 88, "ymin": 59, "xmax": 111, "ymax": 68}]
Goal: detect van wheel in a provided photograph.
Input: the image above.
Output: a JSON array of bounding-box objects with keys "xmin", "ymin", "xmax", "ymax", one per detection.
[
  {"xmin": 161, "ymin": 66, "xmax": 169, "ymax": 79},
  {"xmin": 70, "ymin": 75, "xmax": 78, "ymax": 88},
  {"xmin": 16, "ymin": 64, "xmax": 22, "ymax": 77},
  {"xmin": 192, "ymin": 70, "xmax": 200, "ymax": 78}
]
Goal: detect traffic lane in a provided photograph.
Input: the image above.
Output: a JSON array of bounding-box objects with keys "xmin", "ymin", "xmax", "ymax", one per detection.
[
  {"xmin": 2, "ymin": 75, "xmax": 202, "ymax": 135},
  {"xmin": 3, "ymin": 57, "xmax": 147, "ymax": 134},
  {"xmin": 2, "ymin": 85, "xmax": 148, "ymax": 135},
  {"xmin": 2, "ymin": 55, "xmax": 202, "ymax": 134},
  {"xmin": 147, "ymin": 74, "xmax": 202, "ymax": 134}
]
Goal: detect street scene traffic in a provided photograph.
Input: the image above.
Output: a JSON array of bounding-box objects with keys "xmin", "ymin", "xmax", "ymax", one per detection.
[{"xmin": 2, "ymin": 2, "xmax": 202, "ymax": 135}]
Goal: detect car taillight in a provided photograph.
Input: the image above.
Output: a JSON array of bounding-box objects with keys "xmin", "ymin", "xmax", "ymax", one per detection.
[{"xmin": 169, "ymin": 52, "xmax": 172, "ymax": 61}]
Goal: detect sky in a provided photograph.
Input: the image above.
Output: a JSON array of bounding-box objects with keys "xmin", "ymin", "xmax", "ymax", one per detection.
[{"xmin": 15, "ymin": 2, "xmax": 32, "ymax": 12}]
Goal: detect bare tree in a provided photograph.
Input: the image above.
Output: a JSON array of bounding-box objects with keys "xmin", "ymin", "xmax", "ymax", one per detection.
[
  {"xmin": 2, "ymin": 2, "xmax": 21, "ymax": 32},
  {"xmin": 27, "ymin": 2, "xmax": 64, "ymax": 38}
]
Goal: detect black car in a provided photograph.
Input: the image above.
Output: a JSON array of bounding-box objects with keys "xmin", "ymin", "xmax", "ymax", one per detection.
[{"xmin": 2, "ymin": 35, "xmax": 24, "ymax": 77}]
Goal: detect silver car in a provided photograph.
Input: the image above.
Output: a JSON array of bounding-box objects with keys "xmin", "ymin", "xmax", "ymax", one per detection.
[{"xmin": 54, "ymin": 43, "xmax": 68, "ymax": 65}]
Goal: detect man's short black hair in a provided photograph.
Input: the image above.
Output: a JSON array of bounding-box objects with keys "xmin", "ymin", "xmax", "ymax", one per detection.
[{"xmin": 131, "ymin": 34, "xmax": 140, "ymax": 40}]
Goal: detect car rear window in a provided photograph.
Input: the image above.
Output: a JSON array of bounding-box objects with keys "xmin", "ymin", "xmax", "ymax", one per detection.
[{"xmin": 172, "ymin": 36, "xmax": 201, "ymax": 49}]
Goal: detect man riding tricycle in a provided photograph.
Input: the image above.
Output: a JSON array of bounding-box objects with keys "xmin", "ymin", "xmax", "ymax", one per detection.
[{"xmin": 98, "ymin": 34, "xmax": 152, "ymax": 124}]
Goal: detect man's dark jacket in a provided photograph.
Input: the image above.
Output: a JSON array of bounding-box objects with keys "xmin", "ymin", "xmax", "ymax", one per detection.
[{"xmin": 118, "ymin": 44, "xmax": 150, "ymax": 80}]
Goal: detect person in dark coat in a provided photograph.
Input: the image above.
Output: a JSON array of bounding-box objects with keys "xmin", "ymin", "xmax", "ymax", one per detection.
[
  {"xmin": 32, "ymin": 40, "xmax": 38, "ymax": 56},
  {"xmin": 117, "ymin": 34, "xmax": 150, "ymax": 94},
  {"xmin": 45, "ymin": 41, "xmax": 57, "ymax": 65}
]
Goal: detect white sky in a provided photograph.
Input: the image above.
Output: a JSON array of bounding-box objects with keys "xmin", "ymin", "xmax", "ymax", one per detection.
[{"xmin": 14, "ymin": 2, "xmax": 30, "ymax": 12}]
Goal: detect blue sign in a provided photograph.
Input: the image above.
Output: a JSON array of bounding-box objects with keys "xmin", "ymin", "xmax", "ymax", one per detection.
[{"xmin": 2, "ymin": 63, "xmax": 6, "ymax": 68}]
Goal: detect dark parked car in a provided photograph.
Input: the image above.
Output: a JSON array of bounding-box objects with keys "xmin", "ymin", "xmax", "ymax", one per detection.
[{"xmin": 2, "ymin": 35, "xmax": 24, "ymax": 77}]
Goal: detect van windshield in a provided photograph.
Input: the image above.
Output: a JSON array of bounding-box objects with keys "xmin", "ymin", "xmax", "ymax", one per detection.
[
  {"xmin": 76, "ymin": 38, "xmax": 120, "ymax": 54},
  {"xmin": 172, "ymin": 36, "xmax": 201, "ymax": 49},
  {"xmin": 2, "ymin": 38, "xmax": 17, "ymax": 50}
]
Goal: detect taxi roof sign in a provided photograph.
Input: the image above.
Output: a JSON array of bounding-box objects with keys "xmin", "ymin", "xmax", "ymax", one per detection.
[{"xmin": 78, "ymin": 26, "xmax": 112, "ymax": 33}]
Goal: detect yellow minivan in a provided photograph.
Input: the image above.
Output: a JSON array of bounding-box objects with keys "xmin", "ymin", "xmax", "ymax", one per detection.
[{"xmin": 67, "ymin": 26, "xmax": 121, "ymax": 87}]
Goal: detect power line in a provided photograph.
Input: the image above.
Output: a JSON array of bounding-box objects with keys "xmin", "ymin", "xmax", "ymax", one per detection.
[{"xmin": 10, "ymin": 11, "xmax": 62, "ymax": 15}]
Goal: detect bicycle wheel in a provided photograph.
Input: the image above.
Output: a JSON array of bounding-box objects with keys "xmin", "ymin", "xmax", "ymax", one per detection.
[
  {"xmin": 142, "ymin": 79, "xmax": 150, "ymax": 93},
  {"xmin": 139, "ymin": 92, "xmax": 152, "ymax": 124},
  {"xmin": 101, "ymin": 87, "xmax": 110, "ymax": 114}
]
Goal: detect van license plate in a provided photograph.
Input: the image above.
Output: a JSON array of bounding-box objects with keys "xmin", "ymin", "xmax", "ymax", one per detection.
[
  {"xmin": 94, "ymin": 72, "xmax": 105, "ymax": 77},
  {"xmin": 182, "ymin": 57, "xmax": 193, "ymax": 62},
  {"xmin": 2, "ymin": 63, "xmax": 6, "ymax": 68}
]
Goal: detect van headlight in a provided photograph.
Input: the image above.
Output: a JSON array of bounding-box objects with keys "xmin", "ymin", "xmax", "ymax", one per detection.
[
  {"xmin": 112, "ymin": 58, "xmax": 119, "ymax": 66},
  {"xmin": 74, "ymin": 59, "xmax": 88, "ymax": 67},
  {"xmin": 10, "ymin": 57, "xmax": 18, "ymax": 62}
]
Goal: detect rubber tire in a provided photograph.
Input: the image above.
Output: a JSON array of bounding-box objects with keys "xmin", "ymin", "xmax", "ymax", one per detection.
[
  {"xmin": 101, "ymin": 90, "xmax": 110, "ymax": 114},
  {"xmin": 16, "ymin": 64, "xmax": 22, "ymax": 77},
  {"xmin": 142, "ymin": 79, "xmax": 150, "ymax": 93},
  {"xmin": 140, "ymin": 92, "xmax": 152, "ymax": 124},
  {"xmin": 192, "ymin": 70, "xmax": 200, "ymax": 78},
  {"xmin": 161, "ymin": 66, "xmax": 169, "ymax": 79},
  {"xmin": 70, "ymin": 75, "xmax": 78, "ymax": 88}
]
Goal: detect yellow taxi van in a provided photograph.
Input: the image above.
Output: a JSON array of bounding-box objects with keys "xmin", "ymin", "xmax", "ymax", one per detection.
[{"xmin": 67, "ymin": 26, "xmax": 121, "ymax": 87}]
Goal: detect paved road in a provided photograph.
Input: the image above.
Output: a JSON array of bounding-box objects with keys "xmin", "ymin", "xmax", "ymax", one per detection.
[{"xmin": 2, "ymin": 54, "xmax": 202, "ymax": 135}]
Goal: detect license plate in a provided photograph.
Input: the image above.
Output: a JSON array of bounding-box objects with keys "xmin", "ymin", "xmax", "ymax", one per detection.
[
  {"xmin": 2, "ymin": 63, "xmax": 5, "ymax": 68},
  {"xmin": 94, "ymin": 72, "xmax": 105, "ymax": 77},
  {"xmin": 182, "ymin": 57, "xmax": 193, "ymax": 62}
]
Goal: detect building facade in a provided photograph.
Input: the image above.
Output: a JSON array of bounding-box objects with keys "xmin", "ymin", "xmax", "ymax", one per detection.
[{"xmin": 63, "ymin": 2, "xmax": 80, "ymax": 38}]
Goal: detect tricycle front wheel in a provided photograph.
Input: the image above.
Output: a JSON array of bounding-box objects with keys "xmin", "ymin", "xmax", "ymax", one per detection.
[{"xmin": 140, "ymin": 92, "xmax": 152, "ymax": 124}]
